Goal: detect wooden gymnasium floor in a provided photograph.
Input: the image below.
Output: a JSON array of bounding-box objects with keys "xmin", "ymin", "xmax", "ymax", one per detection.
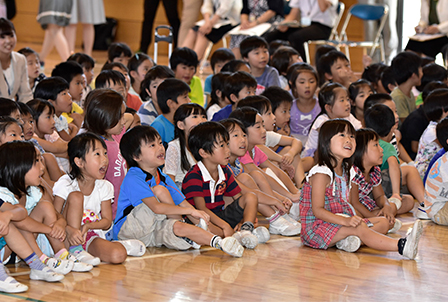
[{"xmin": 3, "ymin": 44, "xmax": 448, "ymax": 301}]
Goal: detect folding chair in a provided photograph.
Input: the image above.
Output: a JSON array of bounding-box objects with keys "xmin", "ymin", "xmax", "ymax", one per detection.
[
  {"xmin": 335, "ymin": 4, "xmax": 389, "ymax": 62},
  {"xmin": 303, "ymin": 2, "xmax": 345, "ymax": 63}
]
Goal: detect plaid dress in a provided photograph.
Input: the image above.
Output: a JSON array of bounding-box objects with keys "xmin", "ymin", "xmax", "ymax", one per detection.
[
  {"xmin": 299, "ymin": 165, "xmax": 355, "ymax": 249},
  {"xmin": 352, "ymin": 166, "xmax": 382, "ymax": 211}
]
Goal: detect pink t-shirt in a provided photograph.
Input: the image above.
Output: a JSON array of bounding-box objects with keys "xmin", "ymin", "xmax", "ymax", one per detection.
[
  {"xmin": 105, "ymin": 127, "xmax": 127, "ymax": 219},
  {"xmin": 239, "ymin": 146, "xmax": 268, "ymax": 167}
]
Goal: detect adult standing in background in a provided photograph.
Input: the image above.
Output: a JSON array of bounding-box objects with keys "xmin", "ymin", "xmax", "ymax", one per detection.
[
  {"xmin": 177, "ymin": 0, "xmax": 203, "ymax": 46},
  {"xmin": 139, "ymin": 0, "xmax": 180, "ymax": 54},
  {"xmin": 64, "ymin": 0, "xmax": 106, "ymax": 57}
]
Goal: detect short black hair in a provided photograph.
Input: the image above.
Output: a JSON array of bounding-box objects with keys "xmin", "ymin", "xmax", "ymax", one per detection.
[
  {"xmin": 287, "ymin": 62, "xmax": 319, "ymax": 99},
  {"xmin": 422, "ymin": 81, "xmax": 448, "ymax": 102},
  {"xmin": 416, "ymin": 63, "xmax": 448, "ymax": 91},
  {"xmin": 220, "ymin": 118, "xmax": 247, "ymax": 134},
  {"xmin": 240, "ymin": 36, "xmax": 269, "ymax": 58},
  {"xmin": 51, "ymin": 61, "xmax": 84, "ymax": 84},
  {"xmin": 17, "ymin": 47, "xmax": 39, "ymax": 58},
  {"xmin": 68, "ymin": 52, "xmax": 95, "ymax": 70},
  {"xmin": 102, "ymin": 62, "xmax": 129, "ymax": 73},
  {"xmin": 318, "ymin": 82, "xmax": 346, "ymax": 116},
  {"xmin": 0, "ymin": 18, "xmax": 15, "ymax": 36},
  {"xmin": 268, "ymin": 40, "xmax": 290, "ymax": 57},
  {"xmin": 34, "ymin": 77, "xmax": 69, "ymax": 101},
  {"xmin": 120, "ymin": 125, "xmax": 161, "ymax": 168},
  {"xmin": 361, "ymin": 63, "xmax": 387, "ymax": 86},
  {"xmin": 140, "ymin": 65, "xmax": 175, "ymax": 101},
  {"xmin": 437, "ymin": 117, "xmax": 448, "ymax": 151},
  {"xmin": 363, "ymin": 93, "xmax": 393, "ymax": 115},
  {"xmin": 156, "ymin": 78, "xmax": 190, "ymax": 114},
  {"xmin": 208, "ymin": 72, "xmax": 231, "ymax": 110},
  {"xmin": 271, "ymin": 46, "xmax": 300, "ymax": 75},
  {"xmin": 391, "ymin": 51, "xmax": 422, "ymax": 85},
  {"xmin": 261, "ymin": 86, "xmax": 293, "ymax": 113},
  {"xmin": 314, "ymin": 44, "xmax": 337, "ymax": 67},
  {"xmin": 222, "ymin": 71, "xmax": 257, "ymax": 102},
  {"xmin": 237, "ymin": 95, "xmax": 271, "ymax": 115},
  {"xmin": 0, "ymin": 97, "xmax": 20, "ymax": 117},
  {"xmin": 27, "ymin": 98, "xmax": 55, "ymax": 122},
  {"xmin": 68, "ymin": 133, "xmax": 107, "ymax": 181},
  {"xmin": 354, "ymin": 128, "xmax": 380, "ymax": 173},
  {"xmin": 348, "ymin": 79, "xmax": 374, "ymax": 102},
  {"xmin": 95, "ymin": 70, "xmax": 126, "ymax": 89},
  {"xmin": 317, "ymin": 50, "xmax": 349, "ymax": 86},
  {"xmin": 229, "ymin": 107, "xmax": 259, "ymax": 129},
  {"xmin": 0, "ymin": 116, "xmax": 22, "ymax": 136},
  {"xmin": 188, "ymin": 121, "xmax": 229, "ymax": 161},
  {"xmin": 108, "ymin": 42, "xmax": 132, "ymax": 62},
  {"xmin": 423, "ymin": 88, "xmax": 448, "ymax": 122},
  {"xmin": 210, "ymin": 48, "xmax": 235, "ymax": 73},
  {"xmin": 170, "ymin": 47, "xmax": 199, "ymax": 71},
  {"xmin": 17, "ymin": 102, "xmax": 32, "ymax": 116},
  {"xmin": 83, "ymin": 89, "xmax": 124, "ymax": 136},
  {"xmin": 380, "ymin": 66, "xmax": 396, "ymax": 94},
  {"xmin": 364, "ymin": 104, "xmax": 395, "ymax": 137},
  {"xmin": 221, "ymin": 60, "xmax": 250, "ymax": 73}
]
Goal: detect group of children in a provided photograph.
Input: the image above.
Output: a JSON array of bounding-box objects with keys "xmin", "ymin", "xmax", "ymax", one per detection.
[{"xmin": 1, "ymin": 14, "xmax": 447, "ymax": 294}]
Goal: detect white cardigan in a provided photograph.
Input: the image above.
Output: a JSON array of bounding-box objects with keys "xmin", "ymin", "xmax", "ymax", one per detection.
[
  {"xmin": 419, "ymin": 0, "xmax": 448, "ymax": 34},
  {"xmin": 200, "ymin": 0, "xmax": 243, "ymax": 28},
  {"xmin": 0, "ymin": 51, "xmax": 33, "ymax": 103}
]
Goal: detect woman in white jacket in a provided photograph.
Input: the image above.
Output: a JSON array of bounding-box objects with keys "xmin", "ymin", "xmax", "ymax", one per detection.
[
  {"xmin": 182, "ymin": 0, "xmax": 242, "ymax": 60},
  {"xmin": 405, "ymin": 0, "xmax": 448, "ymax": 59}
]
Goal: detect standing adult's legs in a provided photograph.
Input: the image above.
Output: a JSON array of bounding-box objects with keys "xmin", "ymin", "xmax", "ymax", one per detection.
[
  {"xmin": 64, "ymin": 24, "xmax": 78, "ymax": 54},
  {"xmin": 288, "ymin": 24, "xmax": 332, "ymax": 62},
  {"xmin": 40, "ymin": 24, "xmax": 71, "ymax": 62},
  {"xmin": 140, "ymin": 0, "xmax": 161, "ymax": 54},
  {"xmin": 380, "ymin": 0, "xmax": 398, "ymax": 64},
  {"xmin": 162, "ymin": 0, "xmax": 180, "ymax": 49},
  {"xmin": 177, "ymin": 0, "xmax": 202, "ymax": 46}
]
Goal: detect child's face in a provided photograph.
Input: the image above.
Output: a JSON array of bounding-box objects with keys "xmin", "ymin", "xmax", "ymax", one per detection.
[
  {"xmin": 245, "ymin": 47, "xmax": 269, "ymax": 70},
  {"xmin": 174, "ymin": 63, "xmax": 196, "ymax": 84},
  {"xmin": 0, "ymin": 123, "xmax": 23, "ymax": 144},
  {"xmin": 21, "ymin": 113, "xmax": 34, "ymax": 140},
  {"xmin": 330, "ymin": 129, "xmax": 355, "ymax": 162},
  {"xmin": 69, "ymin": 74, "xmax": 84, "ymax": 102},
  {"xmin": 352, "ymin": 84, "xmax": 373, "ymax": 111},
  {"xmin": 328, "ymin": 58, "xmax": 353, "ymax": 85},
  {"xmin": 78, "ymin": 140, "xmax": 109, "ymax": 180},
  {"xmin": 228, "ymin": 124, "xmax": 248, "ymax": 157},
  {"xmin": 295, "ymin": 71, "xmax": 317, "ymax": 100},
  {"xmin": 172, "ymin": 92, "xmax": 191, "ymax": 112},
  {"xmin": 274, "ymin": 102, "xmax": 291, "ymax": 129},
  {"xmin": 209, "ymin": 135, "xmax": 231, "ymax": 166},
  {"xmin": 261, "ymin": 105, "xmax": 276, "ymax": 131},
  {"xmin": 289, "ymin": 54, "xmax": 302, "ymax": 67},
  {"xmin": 326, "ymin": 88, "xmax": 351, "ymax": 119},
  {"xmin": 382, "ymin": 100, "xmax": 399, "ymax": 128},
  {"xmin": 247, "ymin": 114, "xmax": 266, "ymax": 146},
  {"xmin": 214, "ymin": 60, "xmax": 230, "ymax": 74},
  {"xmin": 178, "ymin": 112, "xmax": 207, "ymax": 136},
  {"xmin": 414, "ymin": 67, "xmax": 423, "ymax": 86},
  {"xmin": 112, "ymin": 66, "xmax": 131, "ymax": 91},
  {"xmin": 106, "ymin": 103, "xmax": 126, "ymax": 136},
  {"xmin": 83, "ymin": 67, "xmax": 94, "ymax": 85},
  {"xmin": 0, "ymin": 32, "xmax": 16, "ymax": 56},
  {"xmin": 107, "ymin": 80, "xmax": 127, "ymax": 100},
  {"xmin": 26, "ymin": 53, "xmax": 40, "ymax": 80},
  {"xmin": 364, "ymin": 139, "xmax": 383, "ymax": 167},
  {"xmin": 112, "ymin": 54, "xmax": 130, "ymax": 67},
  {"xmin": 237, "ymin": 86, "xmax": 256, "ymax": 101},
  {"xmin": 54, "ymin": 89, "xmax": 73, "ymax": 116},
  {"xmin": 10, "ymin": 109, "xmax": 21, "ymax": 121},
  {"xmin": 137, "ymin": 136, "xmax": 166, "ymax": 168},
  {"xmin": 148, "ymin": 77, "xmax": 166, "ymax": 102},
  {"xmin": 37, "ymin": 106, "xmax": 56, "ymax": 135},
  {"xmin": 133, "ymin": 59, "xmax": 154, "ymax": 84},
  {"xmin": 24, "ymin": 149, "xmax": 44, "ymax": 187}
]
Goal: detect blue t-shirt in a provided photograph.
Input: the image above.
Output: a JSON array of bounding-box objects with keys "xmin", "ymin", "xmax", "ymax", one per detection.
[
  {"xmin": 151, "ymin": 115, "xmax": 175, "ymax": 144},
  {"xmin": 113, "ymin": 167, "xmax": 185, "ymax": 240},
  {"xmin": 212, "ymin": 104, "xmax": 232, "ymax": 122},
  {"xmin": 255, "ymin": 65, "xmax": 281, "ymax": 88},
  {"xmin": 204, "ymin": 74, "xmax": 213, "ymax": 95}
]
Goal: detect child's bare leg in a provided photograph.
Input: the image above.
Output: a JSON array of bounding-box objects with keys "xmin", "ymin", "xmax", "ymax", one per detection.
[
  {"xmin": 270, "ymin": 165, "xmax": 299, "ymax": 194},
  {"xmin": 237, "ymin": 192, "xmax": 258, "ymax": 224},
  {"xmin": 87, "ymin": 238, "xmax": 127, "ymax": 264},
  {"xmin": 249, "ymin": 169, "xmax": 299, "ymax": 202},
  {"xmin": 152, "ymin": 185, "xmax": 182, "ymax": 220},
  {"xmin": 302, "ymin": 156, "xmax": 315, "ymax": 173},
  {"xmin": 177, "ymin": 200, "xmax": 224, "ymax": 236},
  {"xmin": 279, "ymin": 146, "xmax": 305, "ymax": 186},
  {"xmin": 367, "ymin": 217, "xmax": 390, "ymax": 234},
  {"xmin": 4, "ymin": 224, "xmax": 38, "ymax": 259},
  {"xmin": 401, "ymin": 165, "xmax": 428, "ymax": 206},
  {"xmin": 172, "ymin": 221, "xmax": 215, "ymax": 246},
  {"xmin": 42, "ymin": 153, "xmax": 63, "ymax": 182},
  {"xmin": 63, "ymin": 191, "xmax": 83, "ymax": 229},
  {"xmin": 398, "ymin": 194, "xmax": 416, "ymax": 214}
]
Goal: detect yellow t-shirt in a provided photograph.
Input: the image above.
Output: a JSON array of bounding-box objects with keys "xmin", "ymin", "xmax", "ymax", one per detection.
[
  {"xmin": 62, "ymin": 102, "xmax": 84, "ymax": 124},
  {"xmin": 188, "ymin": 76, "xmax": 204, "ymax": 107}
]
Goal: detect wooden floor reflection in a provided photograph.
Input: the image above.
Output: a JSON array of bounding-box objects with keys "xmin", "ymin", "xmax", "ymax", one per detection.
[{"xmin": 2, "ymin": 212, "xmax": 448, "ymax": 302}]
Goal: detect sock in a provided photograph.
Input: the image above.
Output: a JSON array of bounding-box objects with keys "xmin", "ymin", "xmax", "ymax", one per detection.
[
  {"xmin": 55, "ymin": 249, "xmax": 69, "ymax": 260},
  {"xmin": 210, "ymin": 235, "xmax": 223, "ymax": 250},
  {"xmin": 39, "ymin": 253, "xmax": 50, "ymax": 265},
  {"xmin": 397, "ymin": 238, "xmax": 406, "ymax": 255},
  {"xmin": 266, "ymin": 211, "xmax": 281, "ymax": 223},
  {"xmin": 69, "ymin": 245, "xmax": 84, "ymax": 254},
  {"xmin": 25, "ymin": 253, "xmax": 46, "ymax": 271},
  {"xmin": 0, "ymin": 261, "xmax": 14, "ymax": 282},
  {"xmin": 241, "ymin": 221, "xmax": 254, "ymax": 232}
]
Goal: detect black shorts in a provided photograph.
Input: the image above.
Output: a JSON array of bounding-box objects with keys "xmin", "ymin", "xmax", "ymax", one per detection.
[
  {"xmin": 212, "ymin": 197, "xmax": 244, "ymax": 229},
  {"xmin": 192, "ymin": 24, "xmax": 236, "ymax": 44}
]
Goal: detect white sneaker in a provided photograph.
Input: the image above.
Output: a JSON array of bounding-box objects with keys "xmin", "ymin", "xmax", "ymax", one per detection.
[
  {"xmin": 66, "ymin": 254, "xmax": 93, "ymax": 272},
  {"xmin": 289, "ymin": 202, "xmax": 300, "ymax": 221},
  {"xmin": 0, "ymin": 277, "xmax": 28, "ymax": 293},
  {"xmin": 220, "ymin": 237, "xmax": 244, "ymax": 257},
  {"xmin": 30, "ymin": 267, "xmax": 64, "ymax": 282},
  {"xmin": 232, "ymin": 231, "xmax": 258, "ymax": 249},
  {"xmin": 282, "ymin": 213, "xmax": 301, "ymax": 227},
  {"xmin": 402, "ymin": 220, "xmax": 423, "ymax": 260},
  {"xmin": 252, "ymin": 226, "xmax": 270, "ymax": 244},
  {"xmin": 73, "ymin": 250, "xmax": 101, "ymax": 266},
  {"xmin": 269, "ymin": 216, "xmax": 301, "ymax": 236},
  {"xmin": 336, "ymin": 236, "xmax": 361, "ymax": 252},
  {"xmin": 388, "ymin": 219, "xmax": 402, "ymax": 234},
  {"xmin": 45, "ymin": 258, "xmax": 74, "ymax": 275},
  {"xmin": 118, "ymin": 239, "xmax": 146, "ymax": 256},
  {"xmin": 414, "ymin": 207, "xmax": 431, "ymax": 220},
  {"xmin": 196, "ymin": 218, "xmax": 208, "ymax": 231}
]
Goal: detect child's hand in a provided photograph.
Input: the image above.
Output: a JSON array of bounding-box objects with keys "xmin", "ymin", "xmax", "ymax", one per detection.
[
  {"xmin": 281, "ymin": 153, "xmax": 294, "ymax": 166},
  {"xmin": 223, "ymin": 225, "xmax": 235, "ymax": 237},
  {"xmin": 190, "ymin": 209, "xmax": 210, "ymax": 223},
  {"xmin": 0, "ymin": 212, "xmax": 11, "ymax": 236},
  {"xmin": 49, "ymin": 222, "xmax": 66, "ymax": 241},
  {"xmin": 282, "ymin": 198, "xmax": 292, "ymax": 212},
  {"xmin": 345, "ymin": 216, "xmax": 362, "ymax": 227},
  {"xmin": 279, "ymin": 162, "xmax": 295, "ymax": 179},
  {"xmin": 66, "ymin": 225, "xmax": 85, "ymax": 246},
  {"xmin": 233, "ymin": 222, "xmax": 242, "ymax": 232},
  {"xmin": 378, "ymin": 205, "xmax": 396, "ymax": 224}
]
